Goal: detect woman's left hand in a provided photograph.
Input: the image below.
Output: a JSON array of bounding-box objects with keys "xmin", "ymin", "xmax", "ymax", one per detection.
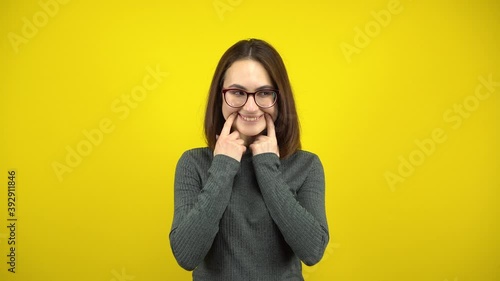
[{"xmin": 250, "ymin": 114, "xmax": 280, "ymax": 157}]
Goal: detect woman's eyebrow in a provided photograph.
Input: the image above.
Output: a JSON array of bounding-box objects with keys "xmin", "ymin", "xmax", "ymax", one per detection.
[
  {"xmin": 227, "ymin": 84, "xmax": 274, "ymax": 90},
  {"xmin": 256, "ymin": 85, "xmax": 275, "ymax": 90},
  {"xmin": 227, "ymin": 84, "xmax": 247, "ymax": 90}
]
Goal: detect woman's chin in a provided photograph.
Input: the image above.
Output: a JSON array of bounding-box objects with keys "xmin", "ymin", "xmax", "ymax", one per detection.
[{"xmin": 235, "ymin": 126, "xmax": 266, "ymax": 138}]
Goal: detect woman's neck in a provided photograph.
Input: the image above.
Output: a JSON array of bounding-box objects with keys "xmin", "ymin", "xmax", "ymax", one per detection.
[{"xmin": 240, "ymin": 134, "xmax": 255, "ymax": 147}]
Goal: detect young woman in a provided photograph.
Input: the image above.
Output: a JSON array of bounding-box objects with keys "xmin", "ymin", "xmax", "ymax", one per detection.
[{"xmin": 170, "ymin": 39, "xmax": 329, "ymax": 280}]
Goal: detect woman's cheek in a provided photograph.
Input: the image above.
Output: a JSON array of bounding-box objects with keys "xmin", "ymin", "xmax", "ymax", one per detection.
[
  {"xmin": 265, "ymin": 107, "xmax": 278, "ymax": 122},
  {"xmin": 222, "ymin": 105, "xmax": 237, "ymax": 120}
]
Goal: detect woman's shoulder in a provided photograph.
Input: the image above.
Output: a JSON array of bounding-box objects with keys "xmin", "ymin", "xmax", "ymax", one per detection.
[
  {"xmin": 284, "ymin": 149, "xmax": 322, "ymax": 166},
  {"xmin": 178, "ymin": 147, "xmax": 213, "ymax": 163},
  {"xmin": 183, "ymin": 147, "xmax": 212, "ymax": 155},
  {"xmin": 289, "ymin": 149, "xmax": 320, "ymax": 160}
]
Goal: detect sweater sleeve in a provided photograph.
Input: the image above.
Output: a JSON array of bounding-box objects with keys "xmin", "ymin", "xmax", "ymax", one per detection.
[
  {"xmin": 169, "ymin": 151, "xmax": 240, "ymax": 270},
  {"xmin": 252, "ymin": 152, "xmax": 329, "ymax": 266}
]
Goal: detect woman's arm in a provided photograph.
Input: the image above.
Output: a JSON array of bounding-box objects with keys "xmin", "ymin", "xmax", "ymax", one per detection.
[
  {"xmin": 169, "ymin": 151, "xmax": 239, "ymax": 270},
  {"xmin": 252, "ymin": 152, "xmax": 329, "ymax": 266}
]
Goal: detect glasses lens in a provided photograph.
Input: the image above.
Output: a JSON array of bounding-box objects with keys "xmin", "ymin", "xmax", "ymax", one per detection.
[
  {"xmin": 255, "ymin": 91, "xmax": 277, "ymax": 107},
  {"xmin": 225, "ymin": 89, "xmax": 247, "ymax": 107}
]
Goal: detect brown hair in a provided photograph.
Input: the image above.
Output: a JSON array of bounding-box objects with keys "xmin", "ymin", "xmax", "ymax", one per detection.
[{"xmin": 204, "ymin": 38, "xmax": 301, "ymax": 159}]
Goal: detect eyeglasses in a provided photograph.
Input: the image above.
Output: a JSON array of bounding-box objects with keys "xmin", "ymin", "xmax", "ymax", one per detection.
[{"xmin": 222, "ymin": 88, "xmax": 278, "ymax": 108}]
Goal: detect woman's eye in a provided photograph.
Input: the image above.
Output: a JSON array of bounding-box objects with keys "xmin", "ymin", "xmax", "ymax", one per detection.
[{"xmin": 258, "ymin": 91, "xmax": 274, "ymax": 97}]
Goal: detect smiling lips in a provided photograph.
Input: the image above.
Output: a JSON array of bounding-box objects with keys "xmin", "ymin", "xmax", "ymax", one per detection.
[{"xmin": 239, "ymin": 114, "xmax": 262, "ymax": 122}]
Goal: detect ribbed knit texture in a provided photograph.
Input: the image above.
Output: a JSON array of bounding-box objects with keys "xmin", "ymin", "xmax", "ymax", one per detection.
[{"xmin": 170, "ymin": 147, "xmax": 329, "ymax": 281}]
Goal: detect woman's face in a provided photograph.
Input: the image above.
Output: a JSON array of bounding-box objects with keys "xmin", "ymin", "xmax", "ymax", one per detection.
[{"xmin": 221, "ymin": 59, "xmax": 278, "ymax": 138}]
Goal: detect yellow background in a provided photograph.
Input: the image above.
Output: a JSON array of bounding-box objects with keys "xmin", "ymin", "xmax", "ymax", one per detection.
[{"xmin": 1, "ymin": 0, "xmax": 499, "ymax": 280}]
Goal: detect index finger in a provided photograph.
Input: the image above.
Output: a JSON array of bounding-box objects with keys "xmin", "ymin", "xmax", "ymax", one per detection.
[
  {"xmin": 265, "ymin": 114, "xmax": 276, "ymax": 137},
  {"xmin": 220, "ymin": 113, "xmax": 237, "ymax": 136}
]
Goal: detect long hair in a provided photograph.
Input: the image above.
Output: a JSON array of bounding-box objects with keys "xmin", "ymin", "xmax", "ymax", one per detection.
[{"xmin": 204, "ymin": 38, "xmax": 301, "ymax": 159}]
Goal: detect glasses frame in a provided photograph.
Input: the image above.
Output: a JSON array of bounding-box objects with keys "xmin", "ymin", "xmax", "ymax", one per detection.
[{"xmin": 222, "ymin": 88, "xmax": 279, "ymax": 109}]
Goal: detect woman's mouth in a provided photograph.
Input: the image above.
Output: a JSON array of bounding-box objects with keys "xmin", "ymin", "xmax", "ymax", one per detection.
[{"xmin": 239, "ymin": 114, "xmax": 262, "ymax": 122}]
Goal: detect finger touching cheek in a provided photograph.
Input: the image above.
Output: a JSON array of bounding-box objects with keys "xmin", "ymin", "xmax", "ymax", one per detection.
[
  {"xmin": 267, "ymin": 107, "xmax": 278, "ymax": 122},
  {"xmin": 222, "ymin": 106, "xmax": 238, "ymax": 121},
  {"xmin": 266, "ymin": 111, "xmax": 277, "ymax": 123}
]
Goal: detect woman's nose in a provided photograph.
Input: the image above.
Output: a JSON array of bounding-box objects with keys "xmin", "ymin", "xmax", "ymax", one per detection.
[{"xmin": 243, "ymin": 94, "xmax": 258, "ymax": 111}]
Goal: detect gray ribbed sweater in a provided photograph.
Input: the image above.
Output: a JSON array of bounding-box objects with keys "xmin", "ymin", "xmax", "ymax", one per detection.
[{"xmin": 170, "ymin": 147, "xmax": 329, "ymax": 280}]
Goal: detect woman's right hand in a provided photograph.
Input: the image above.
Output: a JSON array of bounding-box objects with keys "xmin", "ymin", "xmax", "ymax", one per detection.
[{"xmin": 213, "ymin": 113, "xmax": 246, "ymax": 162}]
